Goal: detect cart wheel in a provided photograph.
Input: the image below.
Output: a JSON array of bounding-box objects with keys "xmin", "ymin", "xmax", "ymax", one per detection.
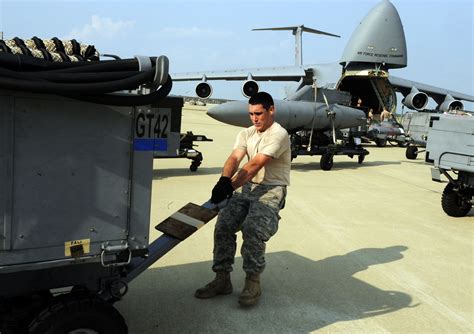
[
  {"xmin": 28, "ymin": 296, "xmax": 127, "ymax": 334},
  {"xmin": 441, "ymin": 183, "xmax": 472, "ymax": 217},
  {"xmin": 358, "ymin": 155, "xmax": 365, "ymax": 164},
  {"xmin": 320, "ymin": 153, "xmax": 334, "ymax": 171},
  {"xmin": 375, "ymin": 138, "xmax": 387, "ymax": 147},
  {"xmin": 405, "ymin": 145, "xmax": 418, "ymax": 160},
  {"xmin": 190, "ymin": 163, "xmax": 198, "ymax": 172}
]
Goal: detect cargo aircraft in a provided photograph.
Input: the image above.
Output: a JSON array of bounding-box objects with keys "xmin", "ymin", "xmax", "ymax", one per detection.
[{"xmin": 172, "ymin": 0, "xmax": 474, "ymax": 170}]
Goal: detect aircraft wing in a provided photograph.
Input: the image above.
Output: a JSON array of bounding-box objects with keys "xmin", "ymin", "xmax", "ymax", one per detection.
[
  {"xmin": 389, "ymin": 75, "xmax": 474, "ymax": 104},
  {"xmin": 172, "ymin": 65, "xmax": 307, "ymax": 82}
]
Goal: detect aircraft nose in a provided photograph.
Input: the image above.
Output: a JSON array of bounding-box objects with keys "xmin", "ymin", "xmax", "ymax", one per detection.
[
  {"xmin": 207, "ymin": 101, "xmax": 252, "ymax": 127},
  {"xmin": 340, "ymin": 0, "xmax": 406, "ymax": 68}
]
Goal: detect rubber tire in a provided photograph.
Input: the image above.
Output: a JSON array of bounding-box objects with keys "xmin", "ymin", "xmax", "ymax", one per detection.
[
  {"xmin": 28, "ymin": 296, "xmax": 127, "ymax": 334},
  {"xmin": 375, "ymin": 138, "xmax": 387, "ymax": 147},
  {"xmin": 405, "ymin": 146, "xmax": 418, "ymax": 160},
  {"xmin": 441, "ymin": 183, "xmax": 472, "ymax": 217},
  {"xmin": 320, "ymin": 153, "xmax": 334, "ymax": 171},
  {"xmin": 358, "ymin": 155, "xmax": 365, "ymax": 164}
]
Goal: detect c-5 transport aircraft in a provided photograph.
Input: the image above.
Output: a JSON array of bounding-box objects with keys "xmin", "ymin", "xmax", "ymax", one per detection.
[{"xmin": 172, "ymin": 0, "xmax": 474, "ymax": 170}]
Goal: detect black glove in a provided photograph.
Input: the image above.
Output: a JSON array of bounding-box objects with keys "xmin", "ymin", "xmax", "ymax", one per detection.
[{"xmin": 211, "ymin": 176, "xmax": 234, "ymax": 204}]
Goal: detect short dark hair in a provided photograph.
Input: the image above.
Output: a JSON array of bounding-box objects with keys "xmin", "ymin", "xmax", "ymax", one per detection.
[{"xmin": 249, "ymin": 91, "xmax": 274, "ymax": 110}]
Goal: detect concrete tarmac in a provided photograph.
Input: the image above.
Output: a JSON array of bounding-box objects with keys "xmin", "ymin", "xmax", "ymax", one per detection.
[{"xmin": 116, "ymin": 104, "xmax": 473, "ymax": 333}]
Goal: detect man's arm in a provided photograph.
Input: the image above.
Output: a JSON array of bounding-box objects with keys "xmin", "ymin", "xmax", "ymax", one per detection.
[
  {"xmin": 209, "ymin": 148, "xmax": 246, "ymax": 204},
  {"xmin": 221, "ymin": 148, "xmax": 247, "ymax": 178},
  {"xmin": 210, "ymin": 150, "xmax": 271, "ymax": 204},
  {"xmin": 231, "ymin": 153, "xmax": 272, "ymax": 189}
]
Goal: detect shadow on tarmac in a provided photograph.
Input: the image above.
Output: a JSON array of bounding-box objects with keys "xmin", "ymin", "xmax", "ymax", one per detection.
[
  {"xmin": 291, "ymin": 160, "xmax": 402, "ymax": 172},
  {"xmin": 153, "ymin": 160, "xmax": 402, "ymax": 177},
  {"xmin": 402, "ymin": 160, "xmax": 428, "ymax": 166},
  {"xmin": 119, "ymin": 246, "xmax": 415, "ymax": 333}
]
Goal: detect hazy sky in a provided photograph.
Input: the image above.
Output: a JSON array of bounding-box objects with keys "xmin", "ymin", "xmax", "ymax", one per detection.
[{"xmin": 1, "ymin": 0, "xmax": 473, "ymax": 109}]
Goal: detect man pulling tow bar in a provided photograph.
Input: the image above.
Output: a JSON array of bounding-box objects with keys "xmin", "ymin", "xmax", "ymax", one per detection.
[{"xmin": 195, "ymin": 92, "xmax": 291, "ymax": 306}]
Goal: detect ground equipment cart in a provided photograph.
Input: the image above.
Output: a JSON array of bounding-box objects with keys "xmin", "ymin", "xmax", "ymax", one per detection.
[
  {"xmin": 425, "ymin": 114, "xmax": 473, "ymax": 217},
  {"xmin": 0, "ymin": 88, "xmax": 217, "ymax": 333}
]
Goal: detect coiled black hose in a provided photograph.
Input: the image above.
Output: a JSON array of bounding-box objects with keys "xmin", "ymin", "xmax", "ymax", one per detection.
[
  {"xmin": 65, "ymin": 75, "xmax": 173, "ymax": 106},
  {"xmin": 0, "ymin": 52, "xmax": 171, "ymax": 105}
]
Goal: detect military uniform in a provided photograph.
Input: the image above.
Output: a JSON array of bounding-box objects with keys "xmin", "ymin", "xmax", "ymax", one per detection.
[{"xmin": 212, "ymin": 122, "xmax": 291, "ymax": 274}]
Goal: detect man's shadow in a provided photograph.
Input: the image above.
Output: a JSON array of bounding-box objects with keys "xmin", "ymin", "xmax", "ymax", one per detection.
[
  {"xmin": 264, "ymin": 246, "xmax": 415, "ymax": 329},
  {"xmin": 118, "ymin": 246, "xmax": 415, "ymax": 333}
]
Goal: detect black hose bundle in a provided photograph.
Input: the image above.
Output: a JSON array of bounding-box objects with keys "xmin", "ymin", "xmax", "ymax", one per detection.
[{"xmin": 0, "ymin": 37, "xmax": 172, "ymax": 106}]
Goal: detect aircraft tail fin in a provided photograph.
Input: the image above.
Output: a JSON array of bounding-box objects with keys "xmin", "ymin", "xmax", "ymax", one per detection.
[
  {"xmin": 252, "ymin": 25, "xmax": 340, "ymax": 38},
  {"xmin": 252, "ymin": 25, "xmax": 340, "ymax": 66}
]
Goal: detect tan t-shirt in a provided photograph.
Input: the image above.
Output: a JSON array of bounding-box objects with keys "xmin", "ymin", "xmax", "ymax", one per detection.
[{"xmin": 233, "ymin": 122, "xmax": 291, "ymax": 185}]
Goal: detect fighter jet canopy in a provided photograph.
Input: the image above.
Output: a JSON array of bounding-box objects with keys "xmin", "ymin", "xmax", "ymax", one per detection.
[{"xmin": 340, "ymin": 0, "xmax": 407, "ymax": 69}]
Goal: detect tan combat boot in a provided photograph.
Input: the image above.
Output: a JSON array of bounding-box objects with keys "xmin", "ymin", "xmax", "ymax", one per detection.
[
  {"xmin": 194, "ymin": 271, "xmax": 233, "ymax": 299},
  {"xmin": 238, "ymin": 273, "xmax": 261, "ymax": 306}
]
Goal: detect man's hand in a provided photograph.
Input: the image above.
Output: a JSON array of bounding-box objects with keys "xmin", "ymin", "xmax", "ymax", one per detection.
[{"xmin": 211, "ymin": 176, "xmax": 234, "ymax": 204}]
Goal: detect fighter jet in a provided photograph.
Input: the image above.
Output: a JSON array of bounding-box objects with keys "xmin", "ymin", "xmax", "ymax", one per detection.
[{"xmin": 172, "ymin": 0, "xmax": 474, "ymax": 169}]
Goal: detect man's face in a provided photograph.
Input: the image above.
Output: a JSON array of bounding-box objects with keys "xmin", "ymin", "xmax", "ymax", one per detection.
[{"xmin": 248, "ymin": 103, "xmax": 274, "ymax": 132}]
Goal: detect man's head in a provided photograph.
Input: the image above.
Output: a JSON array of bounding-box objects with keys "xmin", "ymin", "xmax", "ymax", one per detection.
[{"xmin": 248, "ymin": 92, "xmax": 275, "ymax": 132}]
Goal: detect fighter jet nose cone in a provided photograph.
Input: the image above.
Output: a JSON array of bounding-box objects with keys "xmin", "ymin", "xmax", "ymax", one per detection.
[
  {"xmin": 207, "ymin": 101, "xmax": 252, "ymax": 127},
  {"xmin": 340, "ymin": 0, "xmax": 407, "ymax": 69}
]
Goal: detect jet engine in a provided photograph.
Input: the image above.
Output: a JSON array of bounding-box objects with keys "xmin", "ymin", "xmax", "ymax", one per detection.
[
  {"xmin": 402, "ymin": 87, "xmax": 428, "ymax": 110},
  {"xmin": 438, "ymin": 94, "xmax": 464, "ymax": 113},
  {"xmin": 241, "ymin": 80, "xmax": 259, "ymax": 98},
  {"xmin": 195, "ymin": 82, "xmax": 212, "ymax": 99}
]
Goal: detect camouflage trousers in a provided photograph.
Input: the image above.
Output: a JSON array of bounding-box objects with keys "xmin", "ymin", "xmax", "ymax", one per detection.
[{"xmin": 212, "ymin": 183, "xmax": 287, "ymax": 274}]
